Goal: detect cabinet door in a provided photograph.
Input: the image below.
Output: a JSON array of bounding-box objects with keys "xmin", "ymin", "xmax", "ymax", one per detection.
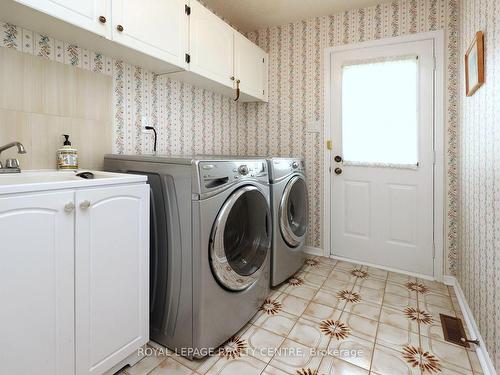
[
  {"xmin": 112, "ymin": 0, "xmax": 188, "ymax": 69},
  {"xmin": 75, "ymin": 184, "xmax": 149, "ymax": 375},
  {"xmin": 189, "ymin": 0, "xmax": 234, "ymax": 88},
  {"xmin": 0, "ymin": 191, "xmax": 75, "ymax": 375},
  {"xmin": 234, "ymin": 32, "xmax": 269, "ymax": 101},
  {"xmin": 15, "ymin": 0, "xmax": 110, "ymax": 37}
]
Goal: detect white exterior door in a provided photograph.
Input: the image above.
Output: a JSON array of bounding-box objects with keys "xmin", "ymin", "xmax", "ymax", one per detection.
[
  {"xmin": 0, "ymin": 191, "xmax": 75, "ymax": 375},
  {"xmin": 234, "ymin": 32, "xmax": 268, "ymax": 101},
  {"xmin": 188, "ymin": 0, "xmax": 234, "ymax": 89},
  {"xmin": 329, "ymin": 39, "xmax": 435, "ymax": 276},
  {"xmin": 112, "ymin": 0, "xmax": 188, "ymax": 69},
  {"xmin": 16, "ymin": 0, "xmax": 110, "ymax": 36},
  {"xmin": 75, "ymin": 185, "xmax": 149, "ymax": 375}
]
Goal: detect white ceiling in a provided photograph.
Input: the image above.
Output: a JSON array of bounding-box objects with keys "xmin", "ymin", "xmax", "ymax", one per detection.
[{"xmin": 202, "ymin": 0, "xmax": 392, "ymax": 32}]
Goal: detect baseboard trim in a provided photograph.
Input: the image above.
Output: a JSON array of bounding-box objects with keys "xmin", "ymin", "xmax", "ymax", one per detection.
[
  {"xmin": 442, "ymin": 275, "xmax": 456, "ymax": 286},
  {"xmin": 303, "ymin": 246, "xmax": 324, "ymax": 256},
  {"xmin": 446, "ymin": 276, "xmax": 497, "ymax": 375},
  {"xmin": 329, "ymin": 254, "xmax": 436, "ymax": 281}
]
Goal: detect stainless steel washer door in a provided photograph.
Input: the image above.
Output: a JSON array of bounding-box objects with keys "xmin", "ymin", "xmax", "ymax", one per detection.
[
  {"xmin": 280, "ymin": 176, "xmax": 309, "ymax": 247},
  {"xmin": 210, "ymin": 186, "xmax": 271, "ymax": 291}
]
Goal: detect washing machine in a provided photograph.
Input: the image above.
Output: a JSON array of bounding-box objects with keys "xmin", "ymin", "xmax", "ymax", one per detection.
[
  {"xmin": 103, "ymin": 155, "xmax": 271, "ymax": 358},
  {"xmin": 268, "ymin": 157, "xmax": 309, "ymax": 286}
]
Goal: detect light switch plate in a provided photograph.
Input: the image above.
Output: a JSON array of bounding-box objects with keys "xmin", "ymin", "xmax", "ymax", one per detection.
[{"xmin": 306, "ymin": 120, "xmax": 320, "ymax": 133}]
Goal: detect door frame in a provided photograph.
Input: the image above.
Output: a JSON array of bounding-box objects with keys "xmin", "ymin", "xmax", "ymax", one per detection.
[{"xmin": 322, "ymin": 31, "xmax": 445, "ymax": 281}]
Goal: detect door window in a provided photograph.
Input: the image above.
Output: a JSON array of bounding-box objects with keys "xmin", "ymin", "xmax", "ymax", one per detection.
[{"xmin": 342, "ymin": 56, "xmax": 419, "ymax": 166}]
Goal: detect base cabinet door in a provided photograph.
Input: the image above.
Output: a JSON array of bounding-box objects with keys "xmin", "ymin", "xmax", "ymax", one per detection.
[
  {"xmin": 111, "ymin": 0, "xmax": 188, "ymax": 69},
  {"xmin": 0, "ymin": 191, "xmax": 75, "ymax": 375},
  {"xmin": 75, "ymin": 184, "xmax": 149, "ymax": 375},
  {"xmin": 15, "ymin": 0, "xmax": 110, "ymax": 37}
]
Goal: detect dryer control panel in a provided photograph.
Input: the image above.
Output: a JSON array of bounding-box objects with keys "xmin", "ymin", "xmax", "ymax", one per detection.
[
  {"xmin": 268, "ymin": 158, "xmax": 305, "ymax": 183},
  {"xmin": 197, "ymin": 160, "xmax": 268, "ymax": 195}
]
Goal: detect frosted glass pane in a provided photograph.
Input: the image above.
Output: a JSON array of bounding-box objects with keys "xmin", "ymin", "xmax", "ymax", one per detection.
[{"xmin": 342, "ymin": 57, "xmax": 418, "ymax": 165}]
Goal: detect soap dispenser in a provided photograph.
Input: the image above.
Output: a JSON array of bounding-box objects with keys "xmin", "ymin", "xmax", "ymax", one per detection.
[{"xmin": 57, "ymin": 134, "xmax": 78, "ymax": 170}]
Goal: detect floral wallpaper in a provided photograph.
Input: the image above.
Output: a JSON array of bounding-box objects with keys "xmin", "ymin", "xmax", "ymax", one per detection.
[
  {"xmin": 0, "ymin": 0, "xmax": 459, "ymax": 274},
  {"xmin": 1, "ymin": 22, "xmax": 113, "ymax": 74},
  {"xmin": 458, "ymin": 0, "xmax": 500, "ymax": 371},
  {"xmin": 111, "ymin": 61, "xmax": 246, "ymax": 157},
  {"xmin": 244, "ymin": 0, "xmax": 459, "ymax": 265}
]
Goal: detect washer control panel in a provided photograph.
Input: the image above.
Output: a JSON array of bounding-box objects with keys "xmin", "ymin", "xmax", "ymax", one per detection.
[
  {"xmin": 198, "ymin": 160, "xmax": 268, "ymax": 193},
  {"xmin": 238, "ymin": 165, "xmax": 249, "ymax": 175}
]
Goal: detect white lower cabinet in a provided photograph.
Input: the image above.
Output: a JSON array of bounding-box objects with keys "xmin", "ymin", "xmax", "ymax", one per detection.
[
  {"xmin": 0, "ymin": 191, "xmax": 75, "ymax": 375},
  {"xmin": 75, "ymin": 185, "xmax": 149, "ymax": 375},
  {"xmin": 0, "ymin": 183, "xmax": 149, "ymax": 375}
]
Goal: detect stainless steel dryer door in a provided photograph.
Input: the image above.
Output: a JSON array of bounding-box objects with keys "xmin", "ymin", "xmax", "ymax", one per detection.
[
  {"xmin": 280, "ymin": 176, "xmax": 309, "ymax": 247},
  {"xmin": 210, "ymin": 186, "xmax": 271, "ymax": 291}
]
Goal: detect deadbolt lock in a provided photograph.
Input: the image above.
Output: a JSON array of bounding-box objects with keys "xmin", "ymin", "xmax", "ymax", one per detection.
[
  {"xmin": 334, "ymin": 168, "xmax": 342, "ymax": 175},
  {"xmin": 334, "ymin": 155, "xmax": 342, "ymax": 163}
]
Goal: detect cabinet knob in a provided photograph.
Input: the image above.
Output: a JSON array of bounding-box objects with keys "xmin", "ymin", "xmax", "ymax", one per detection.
[
  {"xmin": 116, "ymin": 24, "xmax": 124, "ymax": 32},
  {"xmin": 64, "ymin": 202, "xmax": 75, "ymax": 212},
  {"xmin": 80, "ymin": 200, "xmax": 91, "ymax": 209},
  {"xmin": 99, "ymin": 15, "xmax": 106, "ymax": 24}
]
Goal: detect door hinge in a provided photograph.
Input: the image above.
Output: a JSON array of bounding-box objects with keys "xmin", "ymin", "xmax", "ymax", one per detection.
[
  {"xmin": 433, "ymin": 56, "xmax": 437, "ymax": 71},
  {"xmin": 262, "ymin": 57, "xmax": 265, "ymax": 63},
  {"xmin": 432, "ymin": 243, "xmax": 435, "ymax": 258},
  {"xmin": 185, "ymin": 5, "xmax": 191, "ymax": 15},
  {"xmin": 185, "ymin": 53, "xmax": 190, "ymax": 63},
  {"xmin": 329, "ymin": 166, "xmax": 331, "ymax": 173},
  {"xmin": 262, "ymin": 89, "xmax": 265, "ymax": 95}
]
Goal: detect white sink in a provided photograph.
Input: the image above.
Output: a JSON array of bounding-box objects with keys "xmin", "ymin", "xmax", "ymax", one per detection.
[{"xmin": 0, "ymin": 170, "xmax": 146, "ymax": 194}]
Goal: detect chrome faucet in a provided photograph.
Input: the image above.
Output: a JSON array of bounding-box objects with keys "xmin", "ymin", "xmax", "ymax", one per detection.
[{"xmin": 0, "ymin": 141, "xmax": 26, "ymax": 173}]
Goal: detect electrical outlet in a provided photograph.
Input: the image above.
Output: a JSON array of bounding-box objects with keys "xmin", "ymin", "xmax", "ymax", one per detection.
[{"xmin": 141, "ymin": 116, "xmax": 149, "ymax": 133}]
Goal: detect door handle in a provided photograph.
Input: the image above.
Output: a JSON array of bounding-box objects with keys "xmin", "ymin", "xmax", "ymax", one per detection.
[
  {"xmin": 334, "ymin": 155, "xmax": 343, "ymax": 163},
  {"xmin": 334, "ymin": 168, "xmax": 342, "ymax": 175},
  {"xmin": 234, "ymin": 79, "xmax": 241, "ymax": 101}
]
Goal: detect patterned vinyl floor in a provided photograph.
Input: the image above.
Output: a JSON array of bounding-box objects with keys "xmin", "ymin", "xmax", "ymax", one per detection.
[{"xmin": 118, "ymin": 256, "xmax": 483, "ymax": 375}]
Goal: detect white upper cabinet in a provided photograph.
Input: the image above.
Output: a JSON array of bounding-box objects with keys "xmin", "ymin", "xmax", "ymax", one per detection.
[
  {"xmin": 0, "ymin": 191, "xmax": 75, "ymax": 375},
  {"xmin": 6, "ymin": 0, "xmax": 269, "ymax": 101},
  {"xmin": 186, "ymin": 0, "xmax": 269, "ymax": 102},
  {"xmin": 188, "ymin": 0, "xmax": 234, "ymax": 89},
  {"xmin": 15, "ymin": 0, "xmax": 111, "ymax": 37},
  {"xmin": 111, "ymin": 0, "xmax": 188, "ymax": 69},
  {"xmin": 234, "ymin": 32, "xmax": 268, "ymax": 101}
]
